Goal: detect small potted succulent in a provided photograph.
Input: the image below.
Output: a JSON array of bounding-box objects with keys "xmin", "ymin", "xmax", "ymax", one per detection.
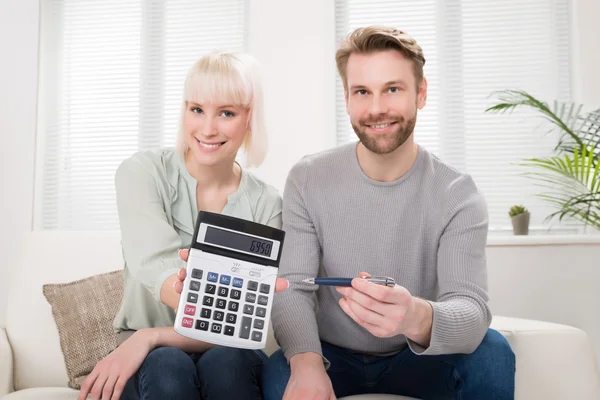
[{"xmin": 509, "ymin": 205, "xmax": 530, "ymax": 235}]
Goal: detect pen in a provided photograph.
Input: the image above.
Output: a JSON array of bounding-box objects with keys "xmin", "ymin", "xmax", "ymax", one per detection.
[{"xmin": 302, "ymin": 276, "xmax": 396, "ymax": 287}]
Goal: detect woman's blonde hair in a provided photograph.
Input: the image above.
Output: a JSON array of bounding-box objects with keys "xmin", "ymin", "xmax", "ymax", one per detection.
[{"xmin": 176, "ymin": 51, "xmax": 268, "ymax": 167}]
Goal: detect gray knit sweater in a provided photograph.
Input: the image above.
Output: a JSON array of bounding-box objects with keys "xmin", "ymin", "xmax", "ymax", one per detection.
[{"xmin": 271, "ymin": 142, "xmax": 491, "ymax": 361}]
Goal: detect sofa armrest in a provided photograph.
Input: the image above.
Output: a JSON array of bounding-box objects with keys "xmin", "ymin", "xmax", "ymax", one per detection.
[
  {"xmin": 492, "ymin": 316, "xmax": 600, "ymax": 400},
  {"xmin": 0, "ymin": 327, "xmax": 14, "ymax": 396}
]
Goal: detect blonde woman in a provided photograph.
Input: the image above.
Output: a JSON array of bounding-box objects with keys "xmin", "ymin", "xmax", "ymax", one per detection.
[{"xmin": 78, "ymin": 52, "xmax": 287, "ymax": 400}]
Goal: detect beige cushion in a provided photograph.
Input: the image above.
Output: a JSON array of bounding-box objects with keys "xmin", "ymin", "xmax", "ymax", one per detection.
[{"xmin": 42, "ymin": 270, "xmax": 123, "ymax": 389}]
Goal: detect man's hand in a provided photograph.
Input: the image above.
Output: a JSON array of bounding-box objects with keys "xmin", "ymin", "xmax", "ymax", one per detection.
[
  {"xmin": 284, "ymin": 353, "xmax": 336, "ymax": 400},
  {"xmin": 173, "ymin": 249, "xmax": 290, "ymax": 295},
  {"xmin": 336, "ymin": 272, "xmax": 433, "ymax": 347}
]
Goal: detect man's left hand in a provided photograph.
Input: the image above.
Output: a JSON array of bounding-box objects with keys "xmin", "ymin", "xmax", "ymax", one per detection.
[{"xmin": 337, "ymin": 272, "xmax": 428, "ymax": 340}]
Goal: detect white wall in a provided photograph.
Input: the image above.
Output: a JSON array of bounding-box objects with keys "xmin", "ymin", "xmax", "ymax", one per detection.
[
  {"xmin": 0, "ymin": 0, "xmax": 599, "ymax": 359},
  {"xmin": 0, "ymin": 0, "xmax": 39, "ymax": 327}
]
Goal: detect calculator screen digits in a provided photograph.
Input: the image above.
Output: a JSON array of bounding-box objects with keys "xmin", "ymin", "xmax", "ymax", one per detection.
[{"xmin": 205, "ymin": 226, "xmax": 273, "ymax": 257}]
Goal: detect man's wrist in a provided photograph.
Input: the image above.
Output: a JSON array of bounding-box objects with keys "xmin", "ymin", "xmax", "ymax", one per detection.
[
  {"xmin": 289, "ymin": 352, "xmax": 324, "ymax": 371},
  {"xmin": 404, "ymin": 297, "xmax": 433, "ymax": 347}
]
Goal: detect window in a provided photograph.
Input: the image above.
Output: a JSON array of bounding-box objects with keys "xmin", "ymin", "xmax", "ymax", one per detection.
[
  {"xmin": 335, "ymin": 0, "xmax": 575, "ymax": 233},
  {"xmin": 36, "ymin": 0, "xmax": 247, "ymax": 230}
]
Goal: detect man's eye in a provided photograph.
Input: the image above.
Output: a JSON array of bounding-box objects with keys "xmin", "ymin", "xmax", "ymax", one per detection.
[
  {"xmin": 389, "ymin": 87, "xmax": 399, "ymax": 93},
  {"xmin": 356, "ymin": 90, "xmax": 368, "ymax": 95}
]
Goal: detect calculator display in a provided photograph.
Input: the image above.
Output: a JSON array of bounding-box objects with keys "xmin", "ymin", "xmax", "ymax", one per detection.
[{"xmin": 205, "ymin": 226, "xmax": 273, "ymax": 257}]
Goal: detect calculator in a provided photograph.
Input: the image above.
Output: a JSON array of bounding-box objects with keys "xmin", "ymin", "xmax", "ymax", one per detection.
[{"xmin": 174, "ymin": 211, "xmax": 285, "ymax": 349}]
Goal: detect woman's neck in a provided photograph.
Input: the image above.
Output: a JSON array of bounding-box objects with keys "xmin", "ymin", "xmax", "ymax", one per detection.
[{"xmin": 184, "ymin": 151, "xmax": 241, "ymax": 190}]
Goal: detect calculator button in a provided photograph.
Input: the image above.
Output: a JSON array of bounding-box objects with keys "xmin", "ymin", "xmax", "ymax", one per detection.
[
  {"xmin": 201, "ymin": 308, "xmax": 212, "ymax": 319},
  {"xmin": 187, "ymin": 293, "xmax": 199, "ymax": 303},
  {"xmin": 224, "ymin": 326, "xmax": 235, "ymax": 336},
  {"xmin": 203, "ymin": 296, "xmax": 214, "ymax": 307},
  {"xmin": 211, "ymin": 323, "xmax": 222, "ymax": 334},
  {"xmin": 228, "ymin": 301, "xmax": 239, "ymax": 312},
  {"xmin": 254, "ymin": 319, "xmax": 264, "ymax": 330},
  {"xmin": 181, "ymin": 317, "xmax": 193, "ymax": 328},
  {"xmin": 249, "ymin": 271, "xmax": 261, "ymax": 278},
  {"xmin": 256, "ymin": 307, "xmax": 267, "ymax": 318},
  {"xmin": 189, "ymin": 280, "xmax": 201, "ymax": 291},
  {"xmin": 207, "ymin": 272, "xmax": 219, "ymax": 282},
  {"xmin": 231, "ymin": 289, "xmax": 241, "ymax": 300},
  {"xmin": 220, "ymin": 275, "xmax": 231, "ymax": 285},
  {"xmin": 240, "ymin": 317, "xmax": 252, "ymax": 339},
  {"xmin": 184, "ymin": 305, "xmax": 196, "ymax": 316},
  {"xmin": 245, "ymin": 293, "xmax": 257, "ymax": 303},
  {"xmin": 232, "ymin": 277, "xmax": 244, "ymax": 288},
  {"xmin": 226, "ymin": 313, "xmax": 237, "ymax": 324},
  {"xmin": 257, "ymin": 295, "xmax": 268, "ymax": 306},
  {"xmin": 252, "ymin": 331, "xmax": 263, "ymax": 342},
  {"xmin": 205, "ymin": 284, "xmax": 216, "ymax": 294},
  {"xmin": 218, "ymin": 287, "xmax": 229, "ymax": 297},
  {"xmin": 247, "ymin": 281, "xmax": 258, "ymax": 291},
  {"xmin": 214, "ymin": 311, "xmax": 224, "ymax": 321},
  {"xmin": 243, "ymin": 305, "xmax": 254, "ymax": 315},
  {"xmin": 259, "ymin": 284, "xmax": 270, "ymax": 294},
  {"xmin": 216, "ymin": 299, "xmax": 226, "ymax": 309},
  {"xmin": 195, "ymin": 320, "xmax": 209, "ymax": 331},
  {"xmin": 191, "ymin": 269, "xmax": 203, "ymax": 279}
]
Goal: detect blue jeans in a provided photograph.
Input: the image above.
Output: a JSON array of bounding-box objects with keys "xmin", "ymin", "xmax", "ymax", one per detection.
[
  {"xmin": 263, "ymin": 329, "xmax": 515, "ymax": 400},
  {"xmin": 121, "ymin": 346, "xmax": 267, "ymax": 400}
]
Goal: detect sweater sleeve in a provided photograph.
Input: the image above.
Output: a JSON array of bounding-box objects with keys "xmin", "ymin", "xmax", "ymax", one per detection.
[
  {"xmin": 271, "ymin": 160, "xmax": 325, "ymax": 363},
  {"xmin": 407, "ymin": 175, "xmax": 492, "ymax": 355}
]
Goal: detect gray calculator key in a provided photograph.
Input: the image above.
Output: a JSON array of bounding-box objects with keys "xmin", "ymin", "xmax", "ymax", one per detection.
[
  {"xmin": 224, "ymin": 326, "xmax": 235, "ymax": 336},
  {"xmin": 228, "ymin": 301, "xmax": 239, "ymax": 311},
  {"xmin": 214, "ymin": 311, "xmax": 224, "ymax": 321},
  {"xmin": 254, "ymin": 319, "xmax": 264, "ymax": 330},
  {"xmin": 191, "ymin": 269, "xmax": 203, "ymax": 279},
  {"xmin": 240, "ymin": 317, "xmax": 252, "ymax": 339},
  {"xmin": 195, "ymin": 320, "xmax": 209, "ymax": 331},
  {"xmin": 257, "ymin": 295, "xmax": 268, "ymax": 306},
  {"xmin": 211, "ymin": 323, "xmax": 222, "ymax": 334},
  {"xmin": 218, "ymin": 287, "xmax": 229, "ymax": 297},
  {"xmin": 216, "ymin": 299, "xmax": 226, "ymax": 309},
  {"xmin": 231, "ymin": 289, "xmax": 241, "ymax": 300},
  {"xmin": 203, "ymin": 296, "xmax": 214, "ymax": 306},
  {"xmin": 259, "ymin": 283, "xmax": 270, "ymax": 294},
  {"xmin": 256, "ymin": 307, "xmax": 267, "ymax": 318},
  {"xmin": 190, "ymin": 280, "xmax": 201, "ymax": 291},
  {"xmin": 247, "ymin": 281, "xmax": 258, "ymax": 291},
  {"xmin": 205, "ymin": 284, "xmax": 216, "ymax": 294},
  {"xmin": 252, "ymin": 331, "xmax": 263, "ymax": 342},
  {"xmin": 245, "ymin": 293, "xmax": 256, "ymax": 303},
  {"xmin": 226, "ymin": 313, "xmax": 237, "ymax": 324},
  {"xmin": 187, "ymin": 293, "xmax": 198, "ymax": 303},
  {"xmin": 243, "ymin": 305, "xmax": 254, "ymax": 315},
  {"xmin": 201, "ymin": 308, "xmax": 211, "ymax": 319}
]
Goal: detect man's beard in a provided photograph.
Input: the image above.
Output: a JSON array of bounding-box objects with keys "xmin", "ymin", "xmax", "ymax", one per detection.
[{"xmin": 352, "ymin": 113, "xmax": 416, "ymax": 155}]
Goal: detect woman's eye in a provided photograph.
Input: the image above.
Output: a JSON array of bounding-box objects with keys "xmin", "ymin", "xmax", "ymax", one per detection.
[
  {"xmin": 221, "ymin": 110, "xmax": 235, "ymax": 118},
  {"xmin": 190, "ymin": 107, "xmax": 203, "ymax": 114}
]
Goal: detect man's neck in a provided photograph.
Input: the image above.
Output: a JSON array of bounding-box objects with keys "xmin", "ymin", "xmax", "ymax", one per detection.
[{"xmin": 356, "ymin": 137, "xmax": 419, "ymax": 183}]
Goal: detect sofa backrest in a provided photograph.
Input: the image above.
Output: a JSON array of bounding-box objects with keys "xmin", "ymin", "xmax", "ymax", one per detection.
[{"xmin": 5, "ymin": 230, "xmax": 281, "ymax": 391}]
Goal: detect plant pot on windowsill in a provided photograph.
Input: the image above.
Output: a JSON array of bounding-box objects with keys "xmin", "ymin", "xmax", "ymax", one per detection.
[{"xmin": 509, "ymin": 205, "xmax": 530, "ymax": 235}]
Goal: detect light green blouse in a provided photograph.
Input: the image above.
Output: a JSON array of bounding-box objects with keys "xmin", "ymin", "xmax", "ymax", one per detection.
[{"xmin": 112, "ymin": 148, "xmax": 282, "ymax": 333}]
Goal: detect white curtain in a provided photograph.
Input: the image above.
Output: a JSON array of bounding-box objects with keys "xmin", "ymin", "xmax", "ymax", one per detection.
[{"xmin": 37, "ymin": 0, "xmax": 247, "ymax": 230}]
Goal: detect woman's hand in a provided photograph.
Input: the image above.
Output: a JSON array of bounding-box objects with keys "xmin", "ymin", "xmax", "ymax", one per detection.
[
  {"xmin": 173, "ymin": 249, "xmax": 290, "ymax": 295},
  {"xmin": 78, "ymin": 329, "xmax": 156, "ymax": 400}
]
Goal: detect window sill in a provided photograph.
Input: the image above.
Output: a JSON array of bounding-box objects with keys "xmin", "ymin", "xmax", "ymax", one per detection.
[{"xmin": 487, "ymin": 234, "xmax": 600, "ymax": 247}]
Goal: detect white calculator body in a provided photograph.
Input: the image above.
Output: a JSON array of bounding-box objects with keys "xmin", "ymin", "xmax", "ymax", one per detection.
[{"xmin": 174, "ymin": 211, "xmax": 285, "ymax": 350}]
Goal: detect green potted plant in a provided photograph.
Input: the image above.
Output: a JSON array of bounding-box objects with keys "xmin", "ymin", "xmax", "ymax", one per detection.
[
  {"xmin": 486, "ymin": 90, "xmax": 600, "ymax": 232},
  {"xmin": 509, "ymin": 205, "xmax": 530, "ymax": 235}
]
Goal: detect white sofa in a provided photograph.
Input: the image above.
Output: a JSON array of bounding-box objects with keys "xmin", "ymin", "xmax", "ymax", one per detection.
[{"xmin": 1, "ymin": 231, "xmax": 600, "ymax": 400}]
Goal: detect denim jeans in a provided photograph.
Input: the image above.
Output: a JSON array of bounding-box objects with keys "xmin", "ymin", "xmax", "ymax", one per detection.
[
  {"xmin": 121, "ymin": 345, "xmax": 267, "ymax": 400},
  {"xmin": 262, "ymin": 329, "xmax": 515, "ymax": 400}
]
